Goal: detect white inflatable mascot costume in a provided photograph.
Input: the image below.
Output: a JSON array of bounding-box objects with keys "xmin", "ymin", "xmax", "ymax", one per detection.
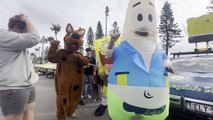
[{"xmin": 104, "ymin": 0, "xmax": 173, "ymax": 120}]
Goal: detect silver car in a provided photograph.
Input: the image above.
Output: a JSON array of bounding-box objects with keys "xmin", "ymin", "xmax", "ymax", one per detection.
[{"xmin": 169, "ymin": 52, "xmax": 213, "ymax": 119}]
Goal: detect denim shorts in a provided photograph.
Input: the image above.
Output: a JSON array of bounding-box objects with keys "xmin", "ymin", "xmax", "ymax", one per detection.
[{"xmin": 0, "ymin": 86, "xmax": 35, "ymax": 116}]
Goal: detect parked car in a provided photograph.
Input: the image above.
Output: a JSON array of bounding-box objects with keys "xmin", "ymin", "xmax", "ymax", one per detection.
[
  {"xmin": 169, "ymin": 46, "xmax": 213, "ymax": 120},
  {"xmin": 34, "ymin": 62, "xmax": 56, "ymax": 78}
]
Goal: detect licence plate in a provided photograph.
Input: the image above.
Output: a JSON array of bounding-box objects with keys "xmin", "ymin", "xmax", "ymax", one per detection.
[{"xmin": 186, "ymin": 101, "xmax": 213, "ymax": 115}]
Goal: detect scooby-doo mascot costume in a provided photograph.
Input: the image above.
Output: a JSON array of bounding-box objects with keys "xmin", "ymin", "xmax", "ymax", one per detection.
[{"xmin": 48, "ymin": 23, "xmax": 88, "ymax": 120}]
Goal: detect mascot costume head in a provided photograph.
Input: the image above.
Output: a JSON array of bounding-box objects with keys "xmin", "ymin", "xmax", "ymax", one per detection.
[
  {"xmin": 106, "ymin": 0, "xmax": 171, "ymax": 120},
  {"xmin": 64, "ymin": 23, "xmax": 85, "ymax": 51}
]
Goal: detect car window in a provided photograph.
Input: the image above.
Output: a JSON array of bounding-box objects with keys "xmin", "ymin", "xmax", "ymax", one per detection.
[{"xmin": 172, "ymin": 55, "xmax": 213, "ymax": 73}]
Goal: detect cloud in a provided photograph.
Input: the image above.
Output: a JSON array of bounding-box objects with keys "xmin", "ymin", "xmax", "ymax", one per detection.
[{"xmin": 0, "ymin": 0, "xmax": 210, "ymax": 53}]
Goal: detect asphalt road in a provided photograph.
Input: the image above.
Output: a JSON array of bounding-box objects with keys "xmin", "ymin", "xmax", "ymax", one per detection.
[
  {"xmin": 0, "ymin": 75, "xmax": 110, "ymax": 120},
  {"xmin": 0, "ymin": 75, "xmax": 195, "ymax": 120},
  {"xmin": 34, "ymin": 75, "xmax": 111, "ymax": 120}
]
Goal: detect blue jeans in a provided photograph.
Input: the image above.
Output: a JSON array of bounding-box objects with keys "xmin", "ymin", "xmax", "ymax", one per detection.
[{"xmin": 83, "ymin": 75, "xmax": 92, "ymax": 96}]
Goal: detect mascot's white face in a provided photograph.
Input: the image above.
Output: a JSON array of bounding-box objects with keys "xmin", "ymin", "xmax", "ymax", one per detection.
[
  {"xmin": 122, "ymin": 0, "xmax": 157, "ymax": 43},
  {"xmin": 122, "ymin": 0, "xmax": 158, "ymax": 70}
]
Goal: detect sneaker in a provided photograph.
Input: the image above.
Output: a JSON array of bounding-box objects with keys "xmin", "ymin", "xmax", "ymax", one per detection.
[
  {"xmin": 79, "ymin": 99, "xmax": 85, "ymax": 106},
  {"xmin": 87, "ymin": 95, "xmax": 92, "ymax": 99},
  {"xmin": 94, "ymin": 98, "xmax": 101, "ymax": 102},
  {"xmin": 71, "ymin": 113, "xmax": 76, "ymax": 118},
  {"xmin": 94, "ymin": 104, "xmax": 107, "ymax": 116},
  {"xmin": 67, "ymin": 111, "xmax": 77, "ymax": 118}
]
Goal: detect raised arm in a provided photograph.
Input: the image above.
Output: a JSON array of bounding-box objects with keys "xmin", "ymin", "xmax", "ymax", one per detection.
[
  {"xmin": 102, "ymin": 33, "xmax": 120, "ymax": 58},
  {"xmin": 48, "ymin": 41, "xmax": 60, "ymax": 63},
  {"xmin": 0, "ymin": 14, "xmax": 40, "ymax": 50},
  {"xmin": 19, "ymin": 14, "xmax": 39, "ymax": 35}
]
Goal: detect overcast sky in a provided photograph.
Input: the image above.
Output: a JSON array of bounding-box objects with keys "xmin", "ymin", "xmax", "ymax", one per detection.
[{"xmin": 0, "ymin": 0, "xmax": 210, "ymax": 53}]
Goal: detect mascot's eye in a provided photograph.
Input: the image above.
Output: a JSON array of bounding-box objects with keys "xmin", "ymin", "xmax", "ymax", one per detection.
[
  {"xmin": 148, "ymin": 14, "xmax": 153, "ymax": 22},
  {"xmin": 71, "ymin": 33, "xmax": 80, "ymax": 39},
  {"xmin": 137, "ymin": 13, "xmax": 143, "ymax": 21}
]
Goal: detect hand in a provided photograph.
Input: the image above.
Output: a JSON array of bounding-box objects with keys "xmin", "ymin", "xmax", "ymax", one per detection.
[
  {"xmin": 166, "ymin": 66, "xmax": 174, "ymax": 74},
  {"xmin": 110, "ymin": 33, "xmax": 120, "ymax": 44},
  {"xmin": 18, "ymin": 13, "xmax": 28, "ymax": 22},
  {"xmin": 107, "ymin": 33, "xmax": 120, "ymax": 50},
  {"xmin": 51, "ymin": 40, "xmax": 60, "ymax": 46}
]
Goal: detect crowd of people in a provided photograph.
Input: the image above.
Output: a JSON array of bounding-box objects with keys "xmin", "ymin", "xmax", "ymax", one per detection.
[
  {"xmin": 0, "ymin": 8, "xmax": 174, "ymax": 120},
  {"xmin": 0, "ymin": 14, "xmax": 109, "ymax": 120}
]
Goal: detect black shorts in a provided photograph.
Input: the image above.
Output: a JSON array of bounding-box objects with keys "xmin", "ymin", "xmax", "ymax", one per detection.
[{"xmin": 96, "ymin": 75, "xmax": 104, "ymax": 86}]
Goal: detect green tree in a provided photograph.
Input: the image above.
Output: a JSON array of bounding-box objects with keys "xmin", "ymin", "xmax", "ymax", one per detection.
[
  {"xmin": 95, "ymin": 21, "xmax": 104, "ymax": 39},
  {"xmin": 50, "ymin": 23, "xmax": 61, "ymax": 40},
  {"xmin": 86, "ymin": 27, "xmax": 94, "ymax": 48},
  {"xmin": 158, "ymin": 1, "xmax": 182, "ymax": 55},
  {"xmin": 109, "ymin": 21, "xmax": 120, "ymax": 35}
]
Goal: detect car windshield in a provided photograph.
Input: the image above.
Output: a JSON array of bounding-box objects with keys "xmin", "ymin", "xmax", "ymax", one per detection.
[{"xmin": 171, "ymin": 55, "xmax": 213, "ymax": 73}]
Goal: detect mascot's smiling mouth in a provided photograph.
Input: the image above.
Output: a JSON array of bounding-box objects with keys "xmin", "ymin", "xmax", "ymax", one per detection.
[
  {"xmin": 123, "ymin": 102, "xmax": 165, "ymax": 115},
  {"xmin": 99, "ymin": 51, "xmax": 113, "ymax": 69},
  {"xmin": 135, "ymin": 31, "xmax": 149, "ymax": 36}
]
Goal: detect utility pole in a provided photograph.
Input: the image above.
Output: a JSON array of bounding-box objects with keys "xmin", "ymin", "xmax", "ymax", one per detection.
[
  {"xmin": 41, "ymin": 36, "xmax": 46, "ymax": 64},
  {"xmin": 105, "ymin": 6, "xmax": 109, "ymax": 37}
]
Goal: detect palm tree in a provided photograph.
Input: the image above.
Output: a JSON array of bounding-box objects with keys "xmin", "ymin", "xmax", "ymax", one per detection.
[{"xmin": 50, "ymin": 23, "xmax": 61, "ymax": 40}]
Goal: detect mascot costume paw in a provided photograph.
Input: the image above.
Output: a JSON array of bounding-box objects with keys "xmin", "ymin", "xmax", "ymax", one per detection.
[
  {"xmin": 103, "ymin": 0, "xmax": 173, "ymax": 120},
  {"xmin": 48, "ymin": 23, "xmax": 88, "ymax": 120}
]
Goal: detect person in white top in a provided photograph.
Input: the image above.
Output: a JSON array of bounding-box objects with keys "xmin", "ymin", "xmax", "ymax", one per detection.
[{"xmin": 0, "ymin": 14, "xmax": 40, "ymax": 120}]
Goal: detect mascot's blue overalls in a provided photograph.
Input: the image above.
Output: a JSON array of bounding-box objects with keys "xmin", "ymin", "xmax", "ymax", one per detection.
[{"xmin": 103, "ymin": 0, "xmax": 174, "ymax": 120}]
